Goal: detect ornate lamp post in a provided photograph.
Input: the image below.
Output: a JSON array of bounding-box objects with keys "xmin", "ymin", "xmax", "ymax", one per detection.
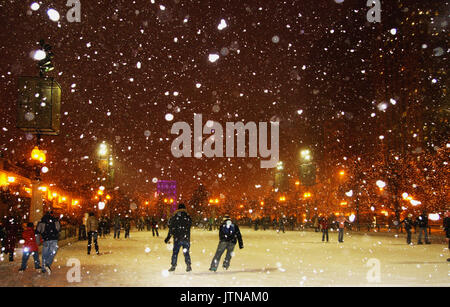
[{"xmin": 17, "ymin": 40, "xmax": 61, "ymax": 224}]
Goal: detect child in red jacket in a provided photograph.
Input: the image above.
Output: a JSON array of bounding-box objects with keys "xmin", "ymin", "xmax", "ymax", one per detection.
[{"xmin": 19, "ymin": 222, "xmax": 41, "ymax": 272}]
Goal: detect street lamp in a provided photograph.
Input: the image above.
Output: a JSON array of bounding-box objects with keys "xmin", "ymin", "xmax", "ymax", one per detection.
[
  {"xmin": 376, "ymin": 180, "xmax": 386, "ymax": 189},
  {"xmin": 298, "ymin": 148, "xmax": 316, "ymax": 187},
  {"xmin": 98, "ymin": 143, "xmax": 108, "ymax": 156},
  {"xmin": 300, "ymin": 149, "xmax": 311, "ymax": 162},
  {"xmin": 303, "ymin": 192, "xmax": 312, "ymax": 222},
  {"xmin": 276, "ymin": 161, "xmax": 284, "ymax": 171}
]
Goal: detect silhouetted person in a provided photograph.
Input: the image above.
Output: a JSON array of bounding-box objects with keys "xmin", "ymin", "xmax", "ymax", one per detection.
[{"xmin": 164, "ymin": 203, "xmax": 192, "ymax": 272}]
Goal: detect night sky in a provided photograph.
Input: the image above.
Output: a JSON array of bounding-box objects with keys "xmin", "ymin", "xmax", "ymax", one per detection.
[{"xmin": 0, "ymin": 0, "xmax": 447, "ymax": 201}]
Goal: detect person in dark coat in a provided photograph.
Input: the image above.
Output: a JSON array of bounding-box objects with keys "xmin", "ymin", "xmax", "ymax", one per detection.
[
  {"xmin": 151, "ymin": 217, "xmax": 159, "ymax": 237},
  {"xmin": 164, "ymin": 203, "xmax": 192, "ymax": 272},
  {"xmin": 320, "ymin": 216, "xmax": 329, "ymax": 242},
  {"xmin": 416, "ymin": 212, "xmax": 430, "ymax": 244},
  {"xmin": 399, "ymin": 214, "xmax": 415, "ymax": 245},
  {"xmin": 443, "ymin": 211, "xmax": 450, "ymax": 262},
  {"xmin": 4, "ymin": 216, "xmax": 21, "ymax": 262},
  {"xmin": 209, "ymin": 214, "xmax": 243, "ymax": 271},
  {"xmin": 278, "ymin": 216, "xmax": 286, "ymax": 233},
  {"xmin": 113, "ymin": 215, "xmax": 121, "ymax": 239},
  {"xmin": 86, "ymin": 212, "xmax": 99, "ymax": 255},
  {"xmin": 36, "ymin": 211, "xmax": 61, "ymax": 274},
  {"xmin": 123, "ymin": 216, "xmax": 131, "ymax": 238},
  {"xmin": 19, "ymin": 222, "xmax": 41, "ymax": 272}
]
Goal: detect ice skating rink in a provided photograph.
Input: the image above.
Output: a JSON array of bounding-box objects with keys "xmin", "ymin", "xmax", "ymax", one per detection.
[{"xmin": 0, "ymin": 228, "xmax": 448, "ymax": 287}]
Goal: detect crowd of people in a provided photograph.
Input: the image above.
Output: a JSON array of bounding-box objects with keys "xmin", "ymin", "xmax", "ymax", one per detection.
[{"xmin": 0, "ymin": 206, "xmax": 448, "ymax": 277}]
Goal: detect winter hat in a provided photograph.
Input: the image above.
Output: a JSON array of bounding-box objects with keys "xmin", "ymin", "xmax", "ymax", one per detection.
[{"xmin": 178, "ymin": 203, "xmax": 186, "ymax": 210}]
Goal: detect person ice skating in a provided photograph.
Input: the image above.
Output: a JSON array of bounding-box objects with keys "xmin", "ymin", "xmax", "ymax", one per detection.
[
  {"xmin": 278, "ymin": 216, "xmax": 286, "ymax": 233},
  {"xmin": 36, "ymin": 211, "xmax": 61, "ymax": 275},
  {"xmin": 313, "ymin": 215, "xmax": 319, "ymax": 232},
  {"xmin": 86, "ymin": 212, "xmax": 99, "ymax": 255},
  {"xmin": 164, "ymin": 203, "xmax": 192, "ymax": 272},
  {"xmin": 443, "ymin": 211, "xmax": 450, "ymax": 262},
  {"xmin": 209, "ymin": 214, "xmax": 243, "ymax": 272},
  {"xmin": 98, "ymin": 216, "xmax": 106, "ymax": 238},
  {"xmin": 124, "ymin": 216, "xmax": 131, "ymax": 239},
  {"xmin": 19, "ymin": 222, "xmax": 41, "ymax": 272},
  {"xmin": 79, "ymin": 213, "xmax": 88, "ymax": 241},
  {"xmin": 208, "ymin": 217, "xmax": 213, "ymax": 231},
  {"xmin": 336, "ymin": 214, "xmax": 350, "ymax": 243},
  {"xmin": 113, "ymin": 215, "xmax": 121, "ymax": 239},
  {"xmin": 320, "ymin": 216, "xmax": 329, "ymax": 242},
  {"xmin": 416, "ymin": 212, "xmax": 431, "ymax": 244},
  {"xmin": 145, "ymin": 216, "xmax": 151, "ymax": 231},
  {"xmin": 4, "ymin": 216, "xmax": 20, "ymax": 262},
  {"xmin": 399, "ymin": 214, "xmax": 415, "ymax": 245},
  {"xmin": 151, "ymin": 217, "xmax": 159, "ymax": 237}
]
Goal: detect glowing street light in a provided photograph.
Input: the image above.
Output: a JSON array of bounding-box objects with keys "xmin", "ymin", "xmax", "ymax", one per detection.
[
  {"xmin": 31, "ymin": 146, "xmax": 46, "ymax": 163},
  {"xmin": 376, "ymin": 180, "xmax": 386, "ymax": 189},
  {"xmin": 276, "ymin": 161, "xmax": 284, "ymax": 171},
  {"xmin": 98, "ymin": 143, "xmax": 108, "ymax": 156},
  {"xmin": 98, "ymin": 201, "xmax": 106, "ymax": 210},
  {"xmin": 300, "ymin": 149, "xmax": 312, "ymax": 161}
]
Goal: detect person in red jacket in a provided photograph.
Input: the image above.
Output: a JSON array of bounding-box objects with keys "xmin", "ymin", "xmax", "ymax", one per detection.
[{"xmin": 19, "ymin": 222, "xmax": 41, "ymax": 272}]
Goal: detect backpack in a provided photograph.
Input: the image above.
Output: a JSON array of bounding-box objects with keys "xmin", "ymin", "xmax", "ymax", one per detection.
[{"xmin": 37, "ymin": 217, "xmax": 60, "ymax": 241}]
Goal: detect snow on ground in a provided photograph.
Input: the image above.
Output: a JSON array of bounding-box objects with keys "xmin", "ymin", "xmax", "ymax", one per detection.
[{"xmin": 0, "ymin": 228, "xmax": 448, "ymax": 286}]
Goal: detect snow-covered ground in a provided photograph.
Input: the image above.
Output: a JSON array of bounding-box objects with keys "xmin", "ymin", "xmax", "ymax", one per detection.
[{"xmin": 0, "ymin": 228, "xmax": 448, "ymax": 287}]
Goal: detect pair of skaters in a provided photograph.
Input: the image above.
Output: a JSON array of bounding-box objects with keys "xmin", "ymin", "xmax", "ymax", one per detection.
[{"xmin": 164, "ymin": 203, "xmax": 244, "ymax": 272}]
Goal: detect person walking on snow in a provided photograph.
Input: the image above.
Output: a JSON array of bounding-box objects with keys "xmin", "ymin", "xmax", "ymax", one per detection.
[
  {"xmin": 86, "ymin": 212, "xmax": 99, "ymax": 255},
  {"xmin": 209, "ymin": 214, "xmax": 243, "ymax": 272},
  {"xmin": 336, "ymin": 214, "xmax": 350, "ymax": 243},
  {"xmin": 164, "ymin": 203, "xmax": 192, "ymax": 272},
  {"xmin": 36, "ymin": 211, "xmax": 61, "ymax": 275}
]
